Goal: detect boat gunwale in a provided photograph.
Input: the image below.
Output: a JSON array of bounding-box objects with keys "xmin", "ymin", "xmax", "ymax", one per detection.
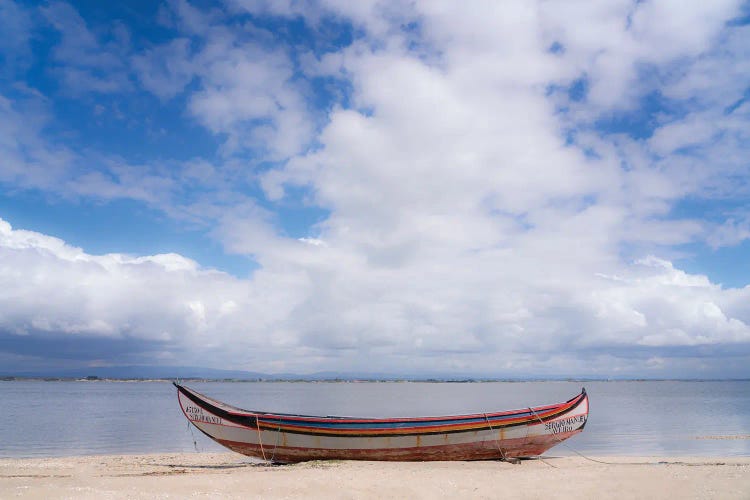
[{"xmin": 174, "ymin": 382, "xmax": 587, "ymax": 433}]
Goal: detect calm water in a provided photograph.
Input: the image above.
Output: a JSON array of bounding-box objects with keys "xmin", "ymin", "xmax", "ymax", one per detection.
[{"xmin": 1, "ymin": 380, "xmax": 748, "ymax": 458}]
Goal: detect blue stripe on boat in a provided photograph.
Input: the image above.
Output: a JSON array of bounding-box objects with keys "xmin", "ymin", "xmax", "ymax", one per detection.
[{"xmin": 260, "ymin": 411, "xmax": 534, "ymax": 429}]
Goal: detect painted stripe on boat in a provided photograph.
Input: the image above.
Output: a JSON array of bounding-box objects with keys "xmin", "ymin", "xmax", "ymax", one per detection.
[{"xmin": 176, "ymin": 382, "xmax": 585, "ymax": 438}]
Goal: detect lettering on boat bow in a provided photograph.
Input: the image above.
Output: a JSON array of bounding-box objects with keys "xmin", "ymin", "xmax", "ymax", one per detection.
[
  {"xmin": 185, "ymin": 404, "xmax": 222, "ymax": 425},
  {"xmin": 544, "ymin": 414, "xmax": 586, "ymax": 434}
]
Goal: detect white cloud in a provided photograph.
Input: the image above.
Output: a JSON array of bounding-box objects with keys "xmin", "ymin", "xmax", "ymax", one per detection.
[
  {"xmin": 0, "ymin": 0, "xmax": 33, "ymax": 75},
  {"xmin": 40, "ymin": 1, "xmax": 132, "ymax": 94},
  {"xmin": 189, "ymin": 42, "xmax": 313, "ymax": 158},
  {"xmin": 708, "ymin": 217, "xmax": 750, "ymax": 249},
  {"xmin": 0, "ymin": 218, "xmax": 311, "ymax": 365},
  {"xmin": 131, "ymin": 38, "xmax": 195, "ymax": 99},
  {"xmin": 128, "ymin": 1, "xmax": 317, "ymax": 159},
  {"xmin": 0, "ymin": 90, "xmax": 184, "ymax": 210},
  {"xmin": 249, "ymin": 0, "xmax": 750, "ymax": 374},
  {"xmin": 1, "ymin": 211, "xmax": 749, "ymax": 375},
  {"xmin": 649, "ymin": 114, "xmax": 717, "ymax": 157},
  {"xmin": 538, "ymin": 0, "xmax": 741, "ymax": 110},
  {"xmin": 0, "ymin": 92, "xmax": 78, "ymax": 192}
]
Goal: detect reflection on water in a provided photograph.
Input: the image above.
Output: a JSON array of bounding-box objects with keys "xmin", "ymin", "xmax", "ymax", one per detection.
[{"xmin": 1, "ymin": 380, "xmax": 748, "ymax": 458}]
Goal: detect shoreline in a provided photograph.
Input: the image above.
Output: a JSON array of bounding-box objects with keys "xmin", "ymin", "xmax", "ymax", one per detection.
[
  {"xmin": 3, "ymin": 377, "xmax": 750, "ymax": 382},
  {"xmin": 2, "ymin": 453, "xmax": 748, "ymax": 499}
]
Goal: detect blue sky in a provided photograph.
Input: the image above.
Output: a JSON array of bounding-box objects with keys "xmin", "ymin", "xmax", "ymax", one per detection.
[{"xmin": 1, "ymin": 0, "xmax": 750, "ymax": 378}]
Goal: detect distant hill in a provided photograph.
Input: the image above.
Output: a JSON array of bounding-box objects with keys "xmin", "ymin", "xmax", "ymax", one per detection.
[
  {"xmin": 0, "ymin": 365, "xmax": 268, "ymax": 380},
  {"xmin": 0, "ymin": 367, "xmax": 735, "ymax": 382},
  {"xmin": 0, "ymin": 365, "xmax": 513, "ymax": 381}
]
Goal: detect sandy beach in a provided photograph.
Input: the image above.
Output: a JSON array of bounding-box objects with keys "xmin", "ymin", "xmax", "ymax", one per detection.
[{"xmin": 1, "ymin": 453, "xmax": 748, "ymax": 499}]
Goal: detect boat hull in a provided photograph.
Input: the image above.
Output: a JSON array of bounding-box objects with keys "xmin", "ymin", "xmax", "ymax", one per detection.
[{"xmin": 175, "ymin": 383, "xmax": 588, "ymax": 463}]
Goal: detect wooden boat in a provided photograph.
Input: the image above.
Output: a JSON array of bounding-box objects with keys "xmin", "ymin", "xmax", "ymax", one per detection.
[{"xmin": 174, "ymin": 382, "xmax": 588, "ymax": 463}]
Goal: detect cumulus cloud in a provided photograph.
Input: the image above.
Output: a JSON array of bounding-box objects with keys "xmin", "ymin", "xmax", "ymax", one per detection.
[
  {"xmin": 131, "ymin": 0, "xmax": 316, "ymax": 159},
  {"xmin": 0, "ymin": 218, "xmax": 311, "ymax": 368},
  {"xmin": 188, "ymin": 43, "xmax": 313, "ymax": 158},
  {"xmin": 2, "ymin": 205, "xmax": 749, "ymax": 376}
]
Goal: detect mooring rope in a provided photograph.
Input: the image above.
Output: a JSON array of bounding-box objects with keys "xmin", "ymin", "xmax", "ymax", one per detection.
[
  {"xmin": 524, "ymin": 402, "xmax": 738, "ymax": 468},
  {"xmin": 526, "ymin": 406, "xmax": 614, "ymax": 465},
  {"xmin": 187, "ymin": 421, "xmax": 200, "ymax": 453},
  {"xmin": 270, "ymin": 426, "xmax": 282, "ymax": 463},
  {"xmin": 255, "ymin": 417, "xmax": 268, "ymax": 462},
  {"xmin": 483, "ymin": 413, "xmax": 511, "ymax": 462}
]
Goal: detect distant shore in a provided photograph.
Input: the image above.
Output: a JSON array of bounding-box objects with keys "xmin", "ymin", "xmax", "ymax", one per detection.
[
  {"xmin": 3, "ymin": 376, "xmax": 749, "ymax": 383},
  {"xmin": 2, "ymin": 453, "xmax": 748, "ymax": 499}
]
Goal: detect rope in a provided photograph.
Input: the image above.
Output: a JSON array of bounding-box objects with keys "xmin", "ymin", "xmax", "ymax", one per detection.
[
  {"xmin": 483, "ymin": 413, "xmax": 510, "ymax": 462},
  {"xmin": 270, "ymin": 426, "xmax": 282, "ymax": 463},
  {"xmin": 187, "ymin": 421, "xmax": 200, "ymax": 453},
  {"xmin": 526, "ymin": 406, "xmax": 613, "ymax": 465},
  {"xmin": 255, "ymin": 417, "xmax": 268, "ymax": 462},
  {"xmin": 516, "ymin": 408, "xmax": 557, "ymax": 468},
  {"xmin": 524, "ymin": 403, "xmax": 730, "ymax": 468}
]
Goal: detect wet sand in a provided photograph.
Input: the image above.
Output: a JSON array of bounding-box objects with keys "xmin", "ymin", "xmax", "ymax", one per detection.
[{"xmin": 1, "ymin": 453, "xmax": 748, "ymax": 499}]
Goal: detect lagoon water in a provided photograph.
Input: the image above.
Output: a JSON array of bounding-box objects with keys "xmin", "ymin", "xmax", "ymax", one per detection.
[{"xmin": 1, "ymin": 380, "xmax": 748, "ymax": 458}]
